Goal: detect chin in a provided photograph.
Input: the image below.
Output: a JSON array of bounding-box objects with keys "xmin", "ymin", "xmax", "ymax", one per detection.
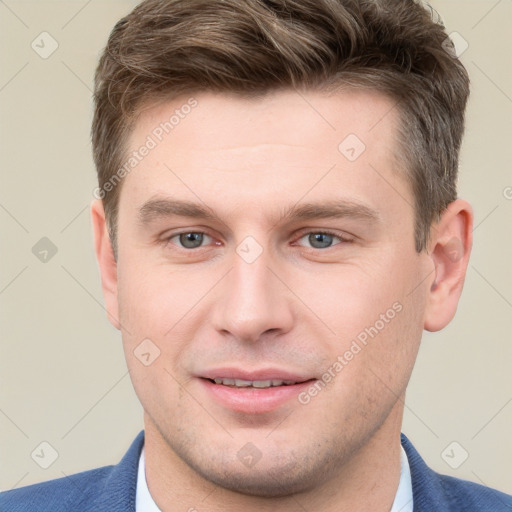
[{"xmin": 192, "ymin": 462, "xmax": 319, "ymax": 498}]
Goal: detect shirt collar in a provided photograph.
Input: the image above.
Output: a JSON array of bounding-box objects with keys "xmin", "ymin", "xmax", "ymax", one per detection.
[
  {"xmin": 136, "ymin": 447, "xmax": 162, "ymax": 512},
  {"xmin": 390, "ymin": 445, "xmax": 414, "ymax": 512}
]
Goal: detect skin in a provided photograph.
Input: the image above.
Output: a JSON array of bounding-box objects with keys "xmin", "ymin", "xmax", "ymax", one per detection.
[{"xmin": 92, "ymin": 89, "xmax": 473, "ymax": 511}]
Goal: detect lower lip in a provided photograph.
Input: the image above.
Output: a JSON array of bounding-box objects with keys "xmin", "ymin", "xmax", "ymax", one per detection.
[{"xmin": 198, "ymin": 378, "xmax": 316, "ymax": 413}]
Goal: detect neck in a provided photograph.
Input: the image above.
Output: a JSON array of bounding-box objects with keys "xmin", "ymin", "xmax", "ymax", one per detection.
[{"xmin": 143, "ymin": 403, "xmax": 404, "ymax": 512}]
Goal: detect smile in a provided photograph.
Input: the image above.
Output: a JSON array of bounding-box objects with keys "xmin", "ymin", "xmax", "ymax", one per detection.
[
  {"xmin": 209, "ymin": 378, "xmax": 299, "ymax": 388},
  {"xmin": 198, "ymin": 372, "xmax": 317, "ymax": 413}
]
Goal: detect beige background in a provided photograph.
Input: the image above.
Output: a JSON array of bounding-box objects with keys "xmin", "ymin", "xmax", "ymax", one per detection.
[{"xmin": 1, "ymin": 0, "xmax": 511, "ymax": 496}]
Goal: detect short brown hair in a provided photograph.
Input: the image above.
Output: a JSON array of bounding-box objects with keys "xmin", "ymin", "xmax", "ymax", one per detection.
[{"xmin": 92, "ymin": 0, "xmax": 470, "ymax": 258}]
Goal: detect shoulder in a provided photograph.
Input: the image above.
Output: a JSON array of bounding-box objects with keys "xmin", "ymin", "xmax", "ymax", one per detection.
[
  {"xmin": 0, "ymin": 431, "xmax": 144, "ymax": 512},
  {"xmin": 0, "ymin": 466, "xmax": 114, "ymax": 512},
  {"xmin": 437, "ymin": 472, "xmax": 512, "ymax": 511},
  {"xmin": 401, "ymin": 433, "xmax": 512, "ymax": 511}
]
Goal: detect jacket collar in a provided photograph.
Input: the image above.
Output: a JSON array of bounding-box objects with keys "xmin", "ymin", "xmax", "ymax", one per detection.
[
  {"xmin": 90, "ymin": 430, "xmax": 144, "ymax": 512},
  {"xmin": 400, "ymin": 432, "xmax": 451, "ymax": 511}
]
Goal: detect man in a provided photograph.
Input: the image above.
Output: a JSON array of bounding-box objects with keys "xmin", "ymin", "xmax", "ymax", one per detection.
[{"xmin": 2, "ymin": 0, "xmax": 511, "ymax": 510}]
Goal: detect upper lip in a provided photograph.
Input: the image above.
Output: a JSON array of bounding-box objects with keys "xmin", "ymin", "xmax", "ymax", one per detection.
[{"xmin": 198, "ymin": 368, "xmax": 315, "ymax": 383}]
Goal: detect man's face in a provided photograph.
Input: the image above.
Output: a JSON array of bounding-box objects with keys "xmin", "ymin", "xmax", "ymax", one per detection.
[{"xmin": 113, "ymin": 89, "xmax": 432, "ymax": 496}]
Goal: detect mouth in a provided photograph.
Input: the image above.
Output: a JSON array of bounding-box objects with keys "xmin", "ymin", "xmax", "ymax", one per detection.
[
  {"xmin": 197, "ymin": 371, "xmax": 317, "ymax": 413},
  {"xmin": 206, "ymin": 377, "xmax": 303, "ymax": 388}
]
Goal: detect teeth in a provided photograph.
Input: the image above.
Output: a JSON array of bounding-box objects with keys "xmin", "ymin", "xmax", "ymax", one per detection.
[
  {"xmin": 212, "ymin": 378, "xmax": 298, "ymax": 388},
  {"xmin": 235, "ymin": 379, "xmax": 252, "ymax": 387},
  {"xmin": 253, "ymin": 380, "xmax": 272, "ymax": 388}
]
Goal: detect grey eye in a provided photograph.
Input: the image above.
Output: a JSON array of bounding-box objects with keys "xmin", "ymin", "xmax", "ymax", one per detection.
[
  {"xmin": 307, "ymin": 233, "xmax": 335, "ymax": 249},
  {"xmin": 177, "ymin": 232, "xmax": 207, "ymax": 249},
  {"xmin": 296, "ymin": 232, "xmax": 341, "ymax": 249}
]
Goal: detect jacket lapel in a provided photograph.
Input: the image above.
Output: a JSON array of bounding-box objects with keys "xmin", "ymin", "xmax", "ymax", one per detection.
[
  {"xmin": 401, "ymin": 433, "xmax": 451, "ymax": 512},
  {"xmin": 89, "ymin": 430, "xmax": 145, "ymax": 512}
]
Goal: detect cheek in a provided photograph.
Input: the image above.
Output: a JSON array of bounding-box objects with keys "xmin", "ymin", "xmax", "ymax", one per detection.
[
  {"xmin": 353, "ymin": 292, "xmax": 424, "ymax": 402},
  {"xmin": 116, "ymin": 257, "xmax": 198, "ymax": 337},
  {"xmin": 116, "ymin": 259, "xmax": 203, "ymax": 389},
  {"xmin": 121, "ymin": 331, "xmax": 188, "ymax": 421},
  {"xmin": 314, "ymin": 257, "xmax": 425, "ymax": 385},
  {"xmin": 290, "ymin": 262, "xmax": 403, "ymax": 340}
]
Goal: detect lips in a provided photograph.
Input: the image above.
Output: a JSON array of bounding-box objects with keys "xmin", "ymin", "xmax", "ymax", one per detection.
[
  {"xmin": 197, "ymin": 368, "xmax": 317, "ymax": 413},
  {"xmin": 210, "ymin": 377, "xmax": 298, "ymax": 388},
  {"xmin": 199, "ymin": 368, "xmax": 313, "ymax": 386}
]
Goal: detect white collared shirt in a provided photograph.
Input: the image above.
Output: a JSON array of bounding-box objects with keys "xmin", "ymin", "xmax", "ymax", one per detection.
[
  {"xmin": 136, "ymin": 445, "xmax": 413, "ymax": 511},
  {"xmin": 390, "ymin": 445, "xmax": 414, "ymax": 512},
  {"xmin": 136, "ymin": 447, "xmax": 162, "ymax": 512}
]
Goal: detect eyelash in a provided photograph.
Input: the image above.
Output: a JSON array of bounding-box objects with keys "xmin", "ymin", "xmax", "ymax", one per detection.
[{"xmin": 163, "ymin": 229, "xmax": 353, "ymax": 251}]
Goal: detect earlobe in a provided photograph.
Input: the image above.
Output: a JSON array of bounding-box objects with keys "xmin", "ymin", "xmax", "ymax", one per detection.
[
  {"xmin": 423, "ymin": 199, "xmax": 473, "ymax": 332},
  {"xmin": 91, "ymin": 199, "xmax": 121, "ymax": 330}
]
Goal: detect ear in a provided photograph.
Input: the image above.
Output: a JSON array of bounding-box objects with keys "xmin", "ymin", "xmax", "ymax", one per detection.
[
  {"xmin": 423, "ymin": 199, "xmax": 473, "ymax": 332},
  {"xmin": 91, "ymin": 199, "xmax": 121, "ymax": 330}
]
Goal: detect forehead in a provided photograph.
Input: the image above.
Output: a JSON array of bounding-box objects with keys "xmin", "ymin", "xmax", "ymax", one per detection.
[
  {"xmin": 121, "ymin": 89, "xmax": 410, "ymax": 224},
  {"xmin": 131, "ymin": 88, "xmax": 398, "ymax": 153}
]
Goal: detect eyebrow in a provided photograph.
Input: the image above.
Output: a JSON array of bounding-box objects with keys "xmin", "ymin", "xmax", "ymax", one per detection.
[{"xmin": 138, "ymin": 197, "xmax": 381, "ymax": 227}]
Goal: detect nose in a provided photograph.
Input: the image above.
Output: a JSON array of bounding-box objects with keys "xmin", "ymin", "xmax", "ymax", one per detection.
[{"xmin": 211, "ymin": 245, "xmax": 295, "ymax": 343}]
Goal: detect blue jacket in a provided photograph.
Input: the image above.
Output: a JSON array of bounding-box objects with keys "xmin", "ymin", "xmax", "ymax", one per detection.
[{"xmin": 1, "ymin": 431, "xmax": 511, "ymax": 511}]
